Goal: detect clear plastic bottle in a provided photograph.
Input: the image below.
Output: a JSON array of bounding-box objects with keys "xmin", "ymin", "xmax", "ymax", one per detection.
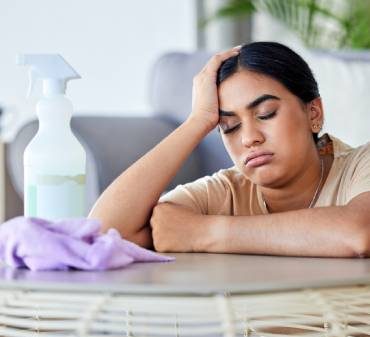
[{"xmin": 17, "ymin": 54, "xmax": 86, "ymax": 220}]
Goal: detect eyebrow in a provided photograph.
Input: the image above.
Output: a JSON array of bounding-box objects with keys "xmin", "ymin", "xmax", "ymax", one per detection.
[{"xmin": 219, "ymin": 94, "xmax": 280, "ymax": 117}]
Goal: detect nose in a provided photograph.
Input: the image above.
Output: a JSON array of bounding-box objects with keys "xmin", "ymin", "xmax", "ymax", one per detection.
[{"xmin": 241, "ymin": 123, "xmax": 265, "ymax": 147}]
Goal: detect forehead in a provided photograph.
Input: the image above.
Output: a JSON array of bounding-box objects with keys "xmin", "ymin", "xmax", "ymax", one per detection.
[{"xmin": 218, "ymin": 70, "xmax": 292, "ymax": 108}]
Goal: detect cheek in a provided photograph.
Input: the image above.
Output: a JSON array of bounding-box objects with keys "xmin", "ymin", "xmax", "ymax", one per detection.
[
  {"xmin": 275, "ymin": 116, "xmax": 311, "ymax": 154},
  {"xmin": 221, "ymin": 135, "xmax": 241, "ymax": 162},
  {"xmin": 266, "ymin": 119, "xmax": 314, "ymax": 181},
  {"xmin": 270, "ymin": 107, "xmax": 310, "ymax": 145}
]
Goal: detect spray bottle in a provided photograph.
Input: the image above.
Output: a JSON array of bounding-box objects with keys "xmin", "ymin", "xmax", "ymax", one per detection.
[{"xmin": 17, "ymin": 54, "xmax": 86, "ymax": 221}]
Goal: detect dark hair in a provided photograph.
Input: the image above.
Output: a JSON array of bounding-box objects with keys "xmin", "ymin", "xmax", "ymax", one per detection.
[{"xmin": 217, "ymin": 41, "xmax": 320, "ymax": 143}]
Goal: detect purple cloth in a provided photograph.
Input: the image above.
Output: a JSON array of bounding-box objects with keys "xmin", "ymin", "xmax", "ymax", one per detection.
[{"xmin": 0, "ymin": 217, "xmax": 174, "ymax": 271}]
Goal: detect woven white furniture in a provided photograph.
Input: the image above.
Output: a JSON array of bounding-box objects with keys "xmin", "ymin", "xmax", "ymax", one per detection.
[{"xmin": 0, "ymin": 253, "xmax": 369, "ymax": 336}]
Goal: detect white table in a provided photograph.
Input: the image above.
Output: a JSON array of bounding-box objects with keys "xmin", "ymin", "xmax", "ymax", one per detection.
[{"xmin": 0, "ymin": 253, "xmax": 369, "ymax": 336}]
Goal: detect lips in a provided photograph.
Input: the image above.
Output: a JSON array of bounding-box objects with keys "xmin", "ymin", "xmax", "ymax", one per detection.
[{"xmin": 244, "ymin": 151, "xmax": 274, "ymax": 168}]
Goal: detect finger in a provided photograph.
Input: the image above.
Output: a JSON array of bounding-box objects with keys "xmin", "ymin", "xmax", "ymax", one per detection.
[
  {"xmin": 202, "ymin": 46, "xmax": 242, "ymax": 73},
  {"xmin": 200, "ymin": 45, "xmax": 242, "ymax": 73}
]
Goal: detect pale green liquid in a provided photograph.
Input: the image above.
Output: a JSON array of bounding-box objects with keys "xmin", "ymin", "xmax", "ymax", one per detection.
[{"xmin": 25, "ymin": 174, "xmax": 86, "ymax": 220}]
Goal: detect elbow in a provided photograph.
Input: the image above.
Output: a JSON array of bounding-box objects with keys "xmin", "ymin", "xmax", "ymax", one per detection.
[
  {"xmin": 128, "ymin": 227, "xmax": 154, "ymax": 250},
  {"xmin": 350, "ymin": 224, "xmax": 370, "ymax": 258}
]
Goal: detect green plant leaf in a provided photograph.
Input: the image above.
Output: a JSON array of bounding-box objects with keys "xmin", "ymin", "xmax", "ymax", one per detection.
[
  {"xmin": 214, "ymin": 0, "xmax": 256, "ymax": 18},
  {"xmin": 206, "ymin": 0, "xmax": 370, "ymax": 49}
]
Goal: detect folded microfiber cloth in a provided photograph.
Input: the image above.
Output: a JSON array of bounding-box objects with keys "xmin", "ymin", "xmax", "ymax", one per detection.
[{"xmin": 0, "ymin": 217, "xmax": 174, "ymax": 271}]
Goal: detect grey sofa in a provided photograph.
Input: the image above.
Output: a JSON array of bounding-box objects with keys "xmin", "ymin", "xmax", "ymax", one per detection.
[{"xmin": 5, "ymin": 51, "xmax": 232, "ymax": 217}]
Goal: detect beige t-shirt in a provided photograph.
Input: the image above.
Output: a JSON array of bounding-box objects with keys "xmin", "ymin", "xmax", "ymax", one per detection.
[{"xmin": 159, "ymin": 134, "xmax": 370, "ymax": 215}]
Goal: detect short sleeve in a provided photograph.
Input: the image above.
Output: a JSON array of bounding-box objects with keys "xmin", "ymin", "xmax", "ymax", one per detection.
[
  {"xmin": 158, "ymin": 170, "xmax": 233, "ymax": 214},
  {"xmin": 347, "ymin": 143, "xmax": 370, "ymax": 203},
  {"xmin": 158, "ymin": 177, "xmax": 209, "ymax": 214}
]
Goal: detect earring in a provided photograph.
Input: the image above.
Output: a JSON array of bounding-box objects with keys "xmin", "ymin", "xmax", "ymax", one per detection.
[{"xmin": 312, "ymin": 123, "xmax": 321, "ymax": 131}]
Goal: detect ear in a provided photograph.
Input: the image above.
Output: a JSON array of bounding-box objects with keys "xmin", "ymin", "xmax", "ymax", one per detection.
[{"xmin": 308, "ymin": 97, "xmax": 324, "ymax": 133}]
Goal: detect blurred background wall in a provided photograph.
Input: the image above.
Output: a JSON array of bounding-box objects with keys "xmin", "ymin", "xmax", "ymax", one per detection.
[
  {"xmin": 0, "ymin": 0, "xmax": 198, "ymax": 141},
  {"xmin": 2, "ymin": 0, "xmax": 370, "ymax": 143}
]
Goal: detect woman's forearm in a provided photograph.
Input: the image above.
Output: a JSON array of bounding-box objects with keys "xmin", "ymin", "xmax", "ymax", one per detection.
[
  {"xmin": 203, "ymin": 206, "xmax": 365, "ymax": 257},
  {"xmin": 88, "ymin": 117, "xmax": 211, "ymax": 241},
  {"xmin": 88, "ymin": 47, "xmax": 240, "ymax": 247}
]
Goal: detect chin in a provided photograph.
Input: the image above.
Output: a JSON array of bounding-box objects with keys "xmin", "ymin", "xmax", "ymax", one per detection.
[{"xmin": 242, "ymin": 166, "xmax": 284, "ymax": 188}]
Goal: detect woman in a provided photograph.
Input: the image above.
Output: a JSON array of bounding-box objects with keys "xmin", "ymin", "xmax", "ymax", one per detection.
[{"xmin": 89, "ymin": 42, "xmax": 370, "ymax": 257}]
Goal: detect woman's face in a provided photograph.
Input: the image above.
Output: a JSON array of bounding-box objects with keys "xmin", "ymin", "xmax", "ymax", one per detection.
[{"xmin": 218, "ymin": 69, "xmax": 320, "ymax": 188}]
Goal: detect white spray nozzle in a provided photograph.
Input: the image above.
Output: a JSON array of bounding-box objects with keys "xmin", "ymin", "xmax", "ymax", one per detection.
[{"xmin": 16, "ymin": 54, "xmax": 81, "ymax": 97}]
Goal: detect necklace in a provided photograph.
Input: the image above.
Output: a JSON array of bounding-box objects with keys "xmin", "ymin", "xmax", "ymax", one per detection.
[{"xmin": 262, "ymin": 158, "xmax": 324, "ymax": 213}]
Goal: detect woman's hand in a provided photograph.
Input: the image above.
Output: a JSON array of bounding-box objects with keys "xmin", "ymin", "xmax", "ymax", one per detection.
[
  {"xmin": 150, "ymin": 203, "xmax": 210, "ymax": 253},
  {"xmin": 187, "ymin": 46, "xmax": 241, "ymax": 133}
]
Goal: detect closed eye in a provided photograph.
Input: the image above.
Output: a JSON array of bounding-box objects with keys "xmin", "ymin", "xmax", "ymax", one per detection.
[
  {"xmin": 222, "ymin": 124, "xmax": 241, "ymax": 134},
  {"xmin": 258, "ymin": 110, "xmax": 277, "ymax": 120},
  {"xmin": 220, "ymin": 111, "xmax": 277, "ymax": 134}
]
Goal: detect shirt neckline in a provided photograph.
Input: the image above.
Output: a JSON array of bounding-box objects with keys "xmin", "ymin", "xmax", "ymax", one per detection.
[{"xmin": 255, "ymin": 134, "xmax": 352, "ymax": 212}]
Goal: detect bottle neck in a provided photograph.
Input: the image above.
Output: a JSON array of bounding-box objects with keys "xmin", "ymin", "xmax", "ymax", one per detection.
[
  {"xmin": 43, "ymin": 79, "xmax": 65, "ymax": 96},
  {"xmin": 36, "ymin": 95, "xmax": 72, "ymax": 133}
]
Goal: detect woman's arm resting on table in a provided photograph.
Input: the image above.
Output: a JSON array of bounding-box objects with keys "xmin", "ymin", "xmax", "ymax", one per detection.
[
  {"xmin": 88, "ymin": 118, "xmax": 210, "ymax": 248},
  {"xmin": 152, "ymin": 192, "xmax": 370, "ymax": 257},
  {"xmin": 87, "ymin": 48, "xmax": 241, "ymax": 248}
]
